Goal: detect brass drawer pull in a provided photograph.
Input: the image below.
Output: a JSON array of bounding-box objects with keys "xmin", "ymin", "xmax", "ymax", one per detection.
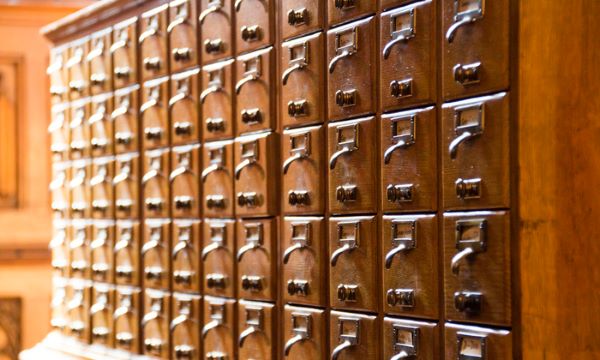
[
  {"xmin": 334, "ymin": 0, "xmax": 356, "ymax": 10},
  {"xmin": 206, "ymin": 117, "xmax": 225, "ymax": 133},
  {"xmin": 287, "ymin": 279, "xmax": 309, "ymax": 297},
  {"xmin": 288, "ymin": 190, "xmax": 310, "ymax": 206},
  {"xmin": 330, "ymin": 123, "xmax": 359, "ymax": 169},
  {"xmin": 241, "ymin": 275, "xmax": 263, "ymax": 292},
  {"xmin": 329, "ymin": 27, "xmax": 357, "ymax": 73},
  {"xmin": 335, "ymin": 89, "xmax": 357, "ymax": 108},
  {"xmin": 284, "ymin": 313, "xmax": 312, "ymax": 356},
  {"xmin": 454, "ymin": 62, "xmax": 481, "ymax": 85},
  {"xmin": 454, "ymin": 291, "xmax": 482, "ymax": 314},
  {"xmin": 391, "ymin": 325, "xmax": 419, "ymax": 359},
  {"xmin": 199, "ymin": 1, "xmax": 223, "ymax": 23},
  {"xmin": 449, "ymin": 103, "xmax": 484, "ymax": 158},
  {"xmin": 446, "ymin": 0, "xmax": 485, "ymax": 43},
  {"xmin": 386, "ymin": 288, "xmax": 415, "ymax": 308},
  {"xmin": 204, "ymin": 39, "xmax": 224, "ymax": 54},
  {"xmin": 172, "ymin": 47, "xmax": 192, "ymax": 62},
  {"xmin": 238, "ymin": 307, "xmax": 265, "ymax": 347},
  {"xmin": 283, "ymin": 222, "xmax": 311, "ymax": 264},
  {"xmin": 331, "ymin": 317, "xmax": 359, "ymax": 360},
  {"xmin": 287, "ymin": 100, "xmax": 309, "ymax": 118},
  {"xmin": 390, "ymin": 79, "xmax": 413, "ymax": 99},
  {"xmin": 287, "ymin": 8, "xmax": 308, "ymax": 27},
  {"xmin": 385, "ymin": 220, "xmax": 416, "ymax": 269},
  {"xmin": 455, "ymin": 178, "xmax": 481, "ymax": 199},
  {"xmin": 241, "ymin": 25, "xmax": 262, "ymax": 42},
  {"xmin": 383, "ymin": 8, "xmax": 416, "ymax": 59},
  {"xmin": 336, "ymin": 185, "xmax": 357, "ymax": 203},
  {"xmin": 143, "ymin": 57, "xmax": 162, "ymax": 71},
  {"xmin": 451, "ymin": 219, "xmax": 487, "ymax": 274},
  {"xmin": 331, "ymin": 222, "xmax": 359, "ymax": 266},
  {"xmin": 241, "ymin": 108, "xmax": 262, "ymax": 124}
]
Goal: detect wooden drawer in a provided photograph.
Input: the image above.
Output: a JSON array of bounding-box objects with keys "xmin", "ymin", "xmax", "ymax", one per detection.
[
  {"xmin": 169, "ymin": 0, "xmax": 198, "ymax": 72},
  {"xmin": 383, "ymin": 317, "xmax": 439, "ymax": 359},
  {"xmin": 114, "ymin": 152, "xmax": 140, "ymax": 219},
  {"xmin": 172, "ymin": 219, "xmax": 201, "ymax": 293},
  {"xmin": 113, "ymin": 85, "xmax": 139, "ymax": 154},
  {"xmin": 67, "ymin": 279, "xmax": 91, "ymax": 342},
  {"xmin": 201, "ymin": 59, "xmax": 235, "ymax": 141},
  {"xmin": 237, "ymin": 218, "xmax": 278, "ymax": 301},
  {"xmin": 69, "ymin": 220, "xmax": 91, "ymax": 280},
  {"xmin": 90, "ymin": 220, "xmax": 115, "ymax": 283},
  {"xmin": 170, "ymin": 144, "xmax": 201, "ymax": 218},
  {"xmin": 142, "ymin": 219, "xmax": 171, "ymax": 290},
  {"xmin": 113, "ymin": 286, "xmax": 141, "ymax": 353},
  {"xmin": 381, "ymin": 0, "xmax": 418, "ymax": 10},
  {"xmin": 282, "ymin": 217, "xmax": 326, "ymax": 306},
  {"xmin": 50, "ymin": 220, "xmax": 70, "ymax": 277},
  {"xmin": 443, "ymin": 211, "xmax": 511, "ymax": 326},
  {"xmin": 282, "ymin": 125, "xmax": 325, "ymax": 215},
  {"xmin": 171, "ymin": 292, "xmax": 202, "ymax": 359},
  {"xmin": 171, "ymin": 68, "xmax": 200, "ymax": 145},
  {"xmin": 69, "ymin": 99, "xmax": 90, "ymax": 160},
  {"xmin": 66, "ymin": 38, "xmax": 88, "ymax": 99},
  {"xmin": 280, "ymin": 0, "xmax": 324, "ymax": 40},
  {"xmin": 329, "ymin": 311, "xmax": 379, "ymax": 360},
  {"xmin": 48, "ymin": 46, "xmax": 68, "ymax": 104},
  {"xmin": 327, "ymin": 17, "xmax": 376, "ymax": 121},
  {"xmin": 199, "ymin": 0, "xmax": 234, "ymax": 64},
  {"xmin": 235, "ymin": 0, "xmax": 274, "ymax": 54},
  {"xmin": 327, "ymin": 0, "xmax": 376, "ymax": 27},
  {"xmin": 89, "ymin": 94, "xmax": 113, "ymax": 157},
  {"xmin": 87, "ymin": 28, "xmax": 112, "ymax": 95},
  {"xmin": 280, "ymin": 32, "xmax": 325, "ymax": 129},
  {"xmin": 381, "ymin": 107, "xmax": 437, "ymax": 213},
  {"xmin": 141, "ymin": 77, "xmax": 170, "ymax": 150},
  {"xmin": 202, "ymin": 140, "xmax": 235, "ymax": 218},
  {"xmin": 235, "ymin": 47, "xmax": 276, "ymax": 135},
  {"xmin": 203, "ymin": 296, "xmax": 236, "ymax": 359},
  {"xmin": 329, "ymin": 216, "xmax": 378, "ymax": 312},
  {"xmin": 382, "ymin": 215, "xmax": 438, "ymax": 318},
  {"xmin": 328, "ymin": 116, "xmax": 378, "ymax": 215},
  {"xmin": 50, "ymin": 162, "xmax": 70, "ymax": 219},
  {"xmin": 114, "ymin": 220, "xmax": 141, "ymax": 286},
  {"xmin": 442, "ymin": 92, "xmax": 510, "ymax": 210},
  {"xmin": 142, "ymin": 148, "xmax": 170, "ymax": 219},
  {"xmin": 238, "ymin": 300, "xmax": 277, "ymax": 360},
  {"xmin": 111, "ymin": 17, "xmax": 137, "ymax": 89},
  {"xmin": 90, "ymin": 283, "xmax": 114, "ymax": 347},
  {"xmin": 202, "ymin": 219, "xmax": 236, "ymax": 298},
  {"xmin": 51, "ymin": 277, "xmax": 69, "ymax": 333},
  {"xmin": 283, "ymin": 305, "xmax": 326, "ymax": 359},
  {"xmin": 380, "ymin": 1, "xmax": 436, "ymax": 112},
  {"xmin": 142, "ymin": 289, "xmax": 171, "ymax": 359},
  {"xmin": 140, "ymin": 5, "xmax": 169, "ymax": 80},
  {"xmin": 445, "ymin": 323, "xmax": 512, "ymax": 359},
  {"xmin": 69, "ymin": 159, "xmax": 91, "ymax": 219},
  {"xmin": 90, "ymin": 157, "xmax": 114, "ymax": 219},
  {"xmin": 49, "ymin": 104, "xmax": 69, "ymax": 162},
  {"xmin": 442, "ymin": 0, "xmax": 510, "ymax": 100}
]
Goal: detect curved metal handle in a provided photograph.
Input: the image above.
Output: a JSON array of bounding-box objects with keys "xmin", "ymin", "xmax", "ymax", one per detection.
[
  {"xmin": 201, "ymin": 241, "xmax": 223, "ymax": 261},
  {"xmin": 284, "ymin": 334, "xmax": 305, "ymax": 356},
  {"xmin": 169, "ymin": 164, "xmax": 190, "ymax": 182},
  {"xmin": 172, "ymin": 240, "xmax": 190, "ymax": 257},
  {"xmin": 110, "ymin": 39, "xmax": 128, "ymax": 54},
  {"xmin": 201, "ymin": 164, "xmax": 222, "ymax": 182},
  {"xmin": 140, "ymin": 98, "xmax": 158, "ymax": 114},
  {"xmin": 170, "ymin": 314, "xmax": 190, "ymax": 330},
  {"xmin": 385, "ymin": 244, "xmax": 407, "ymax": 269},
  {"xmin": 142, "ymin": 310, "xmax": 160, "ymax": 325},
  {"xmin": 282, "ymin": 243, "xmax": 303, "ymax": 264},
  {"xmin": 383, "ymin": 140, "xmax": 409, "ymax": 164},
  {"xmin": 236, "ymin": 243, "xmax": 259, "ymax": 262},
  {"xmin": 331, "ymin": 340, "xmax": 352, "ymax": 360},
  {"xmin": 238, "ymin": 326, "xmax": 257, "ymax": 347},
  {"xmin": 329, "ymin": 147, "xmax": 352, "ymax": 170},
  {"xmin": 167, "ymin": 16, "xmax": 186, "ymax": 33},
  {"xmin": 169, "ymin": 91, "xmax": 188, "ymax": 108},
  {"xmin": 281, "ymin": 64, "xmax": 302, "ymax": 85},
  {"xmin": 391, "ymin": 350, "xmax": 411, "ymax": 360},
  {"xmin": 448, "ymin": 131, "xmax": 473, "ymax": 159},
  {"xmin": 330, "ymin": 244, "xmax": 352, "ymax": 266},
  {"xmin": 86, "ymin": 46, "xmax": 104, "ymax": 62},
  {"xmin": 200, "ymin": 85, "xmax": 222, "ymax": 104},
  {"xmin": 382, "ymin": 36, "xmax": 407, "ymax": 59},
  {"xmin": 328, "ymin": 51, "xmax": 350, "ymax": 74},
  {"xmin": 139, "ymin": 27, "xmax": 157, "ymax": 44},
  {"xmin": 199, "ymin": 5, "xmax": 220, "ymax": 24},
  {"xmin": 235, "ymin": 75, "xmax": 256, "ymax": 94},
  {"xmin": 142, "ymin": 168, "xmax": 159, "ymax": 184},
  {"xmin": 282, "ymin": 153, "xmax": 302, "ymax": 174},
  {"xmin": 90, "ymin": 169, "xmax": 107, "ymax": 187},
  {"xmin": 234, "ymin": 0, "xmax": 244, "ymax": 11},
  {"xmin": 451, "ymin": 247, "xmax": 475, "ymax": 275},
  {"xmin": 202, "ymin": 319, "xmax": 221, "ymax": 339},
  {"xmin": 234, "ymin": 159, "xmax": 253, "ymax": 180},
  {"xmin": 446, "ymin": 17, "xmax": 472, "ymax": 43}
]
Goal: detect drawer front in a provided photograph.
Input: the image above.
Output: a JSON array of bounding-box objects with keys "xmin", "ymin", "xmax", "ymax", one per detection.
[
  {"xmin": 383, "ymin": 317, "xmax": 439, "ymax": 360},
  {"xmin": 171, "ymin": 293, "xmax": 201, "ymax": 359},
  {"xmin": 327, "ymin": 0, "xmax": 376, "ymax": 27},
  {"xmin": 203, "ymin": 140, "xmax": 235, "ymax": 218},
  {"xmin": 142, "ymin": 77, "xmax": 170, "ymax": 150},
  {"xmin": 443, "ymin": 211, "xmax": 511, "ymax": 325},
  {"xmin": 199, "ymin": 0, "xmax": 234, "ymax": 63},
  {"xmin": 282, "ymin": 217, "xmax": 326, "ymax": 306},
  {"xmin": 282, "ymin": 125, "xmax": 325, "ymax": 215},
  {"xmin": 112, "ymin": 18, "xmax": 137, "ymax": 89},
  {"xmin": 237, "ymin": 218, "xmax": 277, "ymax": 301},
  {"xmin": 50, "ymin": 163, "xmax": 70, "ymax": 219},
  {"xmin": 90, "ymin": 94, "xmax": 113, "ymax": 157},
  {"xmin": 203, "ymin": 296, "xmax": 236, "ymax": 359},
  {"xmin": 67, "ymin": 281, "xmax": 91, "ymax": 341},
  {"xmin": 171, "ymin": 69, "xmax": 200, "ymax": 145},
  {"xmin": 142, "ymin": 289, "xmax": 171, "ymax": 359},
  {"xmin": 442, "ymin": 0, "xmax": 509, "ymax": 99},
  {"xmin": 382, "ymin": 215, "xmax": 438, "ymax": 318},
  {"xmin": 280, "ymin": 0, "xmax": 323, "ymax": 40},
  {"xmin": 67, "ymin": 40, "xmax": 88, "ymax": 99},
  {"xmin": 114, "ymin": 153, "xmax": 140, "ymax": 219},
  {"xmin": 169, "ymin": 0, "xmax": 198, "ymax": 72},
  {"xmin": 69, "ymin": 221, "xmax": 91, "ymax": 279},
  {"xmin": 91, "ymin": 284, "xmax": 114, "ymax": 346},
  {"xmin": 283, "ymin": 305, "xmax": 326, "ymax": 359},
  {"xmin": 381, "ymin": 107, "xmax": 437, "ymax": 213},
  {"xmin": 236, "ymin": 47, "xmax": 275, "ymax": 134},
  {"xmin": 327, "ymin": 17, "xmax": 376, "ymax": 121},
  {"xmin": 114, "ymin": 221, "xmax": 141, "ymax": 286},
  {"xmin": 329, "ymin": 311, "xmax": 379, "ymax": 360},
  {"xmin": 201, "ymin": 59, "xmax": 235, "ymax": 141},
  {"xmin": 49, "ymin": 105, "xmax": 69, "ymax": 162},
  {"xmin": 142, "ymin": 148, "xmax": 170, "ymax": 219},
  {"xmin": 113, "ymin": 85, "xmax": 140, "ymax": 154},
  {"xmin": 90, "ymin": 221, "xmax": 115, "ymax": 283},
  {"xmin": 238, "ymin": 300, "xmax": 276, "ymax": 360},
  {"xmin": 171, "ymin": 144, "xmax": 201, "ymax": 218},
  {"xmin": 329, "ymin": 216, "xmax": 378, "ymax": 312},
  {"xmin": 442, "ymin": 92, "xmax": 510, "ymax": 210},
  {"xmin": 235, "ymin": 0, "xmax": 274, "ymax": 54},
  {"xmin": 88, "ymin": 30, "xmax": 112, "ymax": 95},
  {"xmin": 91, "ymin": 158, "xmax": 114, "ymax": 219},
  {"xmin": 69, "ymin": 160, "xmax": 91, "ymax": 219},
  {"xmin": 328, "ymin": 116, "xmax": 377, "ymax": 215},
  {"xmin": 280, "ymin": 32, "xmax": 325, "ymax": 129},
  {"xmin": 380, "ymin": 1, "xmax": 436, "ymax": 112},
  {"xmin": 140, "ymin": 5, "xmax": 169, "ymax": 80},
  {"xmin": 50, "ymin": 221, "xmax": 69, "ymax": 277},
  {"xmin": 234, "ymin": 131, "xmax": 279, "ymax": 217},
  {"xmin": 445, "ymin": 323, "xmax": 512, "ymax": 359},
  {"xmin": 69, "ymin": 100, "xmax": 90, "ymax": 160},
  {"xmin": 48, "ymin": 48, "xmax": 68, "ymax": 104},
  {"xmin": 381, "ymin": 0, "xmax": 418, "ymax": 10},
  {"xmin": 202, "ymin": 219, "xmax": 236, "ymax": 298},
  {"xmin": 142, "ymin": 219, "xmax": 171, "ymax": 290},
  {"xmin": 114, "ymin": 286, "xmax": 141, "ymax": 352},
  {"xmin": 172, "ymin": 219, "xmax": 201, "ymax": 293}
]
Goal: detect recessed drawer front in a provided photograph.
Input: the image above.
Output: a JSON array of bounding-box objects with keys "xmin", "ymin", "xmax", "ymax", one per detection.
[
  {"xmin": 234, "ymin": 131, "xmax": 279, "ymax": 217},
  {"xmin": 445, "ymin": 323, "xmax": 512, "ymax": 359},
  {"xmin": 48, "ymin": 47, "xmax": 68, "ymax": 104},
  {"xmin": 203, "ymin": 296, "xmax": 236, "ymax": 359},
  {"xmin": 169, "ymin": 0, "xmax": 198, "ymax": 72},
  {"xmin": 236, "ymin": 47, "xmax": 275, "ymax": 135},
  {"xmin": 329, "ymin": 311, "xmax": 379, "ymax": 360},
  {"xmin": 142, "ymin": 148, "xmax": 170, "ymax": 219},
  {"xmin": 328, "ymin": 116, "xmax": 377, "ymax": 215},
  {"xmin": 171, "ymin": 293, "xmax": 201, "ymax": 359},
  {"xmin": 199, "ymin": 0, "xmax": 234, "ymax": 63},
  {"xmin": 380, "ymin": 1, "xmax": 436, "ymax": 112},
  {"xmin": 50, "ymin": 162, "xmax": 70, "ymax": 219},
  {"xmin": 237, "ymin": 218, "xmax": 277, "ymax": 301},
  {"xmin": 201, "ymin": 59, "xmax": 235, "ymax": 141},
  {"xmin": 171, "ymin": 68, "xmax": 200, "ymax": 145},
  {"xmin": 69, "ymin": 99, "xmax": 90, "ymax": 160},
  {"xmin": 91, "ymin": 157, "xmax": 114, "ymax": 219},
  {"xmin": 142, "ymin": 289, "xmax": 171, "ymax": 359},
  {"xmin": 238, "ymin": 300, "xmax": 276, "ymax": 360},
  {"xmin": 171, "ymin": 144, "xmax": 201, "ymax": 218},
  {"xmin": 50, "ymin": 220, "xmax": 70, "ymax": 277},
  {"xmin": 49, "ymin": 105, "xmax": 69, "ymax": 162},
  {"xmin": 443, "ymin": 211, "xmax": 511, "ymax": 326},
  {"xmin": 280, "ymin": 32, "xmax": 325, "ymax": 129},
  {"xmin": 112, "ymin": 18, "xmax": 137, "ymax": 89},
  {"xmin": 282, "ymin": 217, "xmax": 326, "ymax": 306},
  {"xmin": 203, "ymin": 140, "xmax": 235, "ymax": 218},
  {"xmin": 69, "ymin": 160, "xmax": 91, "ymax": 219},
  {"xmin": 382, "ymin": 215, "xmax": 438, "ymax": 318},
  {"xmin": 89, "ymin": 94, "xmax": 113, "ymax": 157},
  {"xmin": 327, "ymin": 0, "xmax": 376, "ymax": 27},
  {"xmin": 91, "ymin": 284, "xmax": 114, "ymax": 346},
  {"xmin": 282, "ymin": 125, "xmax": 325, "ymax": 215},
  {"xmin": 140, "ymin": 5, "xmax": 169, "ymax": 80},
  {"xmin": 383, "ymin": 317, "xmax": 439, "ymax": 360},
  {"xmin": 51, "ymin": 278, "xmax": 69, "ymax": 333},
  {"xmin": 114, "ymin": 153, "xmax": 140, "ymax": 219},
  {"xmin": 235, "ymin": 0, "xmax": 274, "ymax": 54},
  {"xmin": 114, "ymin": 220, "xmax": 141, "ymax": 286},
  {"xmin": 70, "ymin": 220, "xmax": 91, "ymax": 279},
  {"xmin": 142, "ymin": 219, "xmax": 171, "ymax": 290},
  {"xmin": 67, "ymin": 280, "xmax": 91, "ymax": 342},
  {"xmin": 113, "ymin": 85, "xmax": 140, "ymax": 154},
  {"xmin": 67, "ymin": 39, "xmax": 88, "ymax": 99},
  {"xmin": 142, "ymin": 77, "xmax": 170, "ymax": 150},
  {"xmin": 442, "ymin": 92, "xmax": 510, "ymax": 210},
  {"xmin": 329, "ymin": 216, "xmax": 378, "ymax": 312},
  {"xmin": 280, "ymin": 0, "xmax": 323, "ymax": 40},
  {"xmin": 283, "ymin": 305, "xmax": 326, "ymax": 359},
  {"xmin": 88, "ymin": 29, "xmax": 112, "ymax": 95},
  {"xmin": 442, "ymin": 0, "xmax": 509, "ymax": 100},
  {"xmin": 90, "ymin": 220, "xmax": 115, "ymax": 283},
  {"xmin": 203, "ymin": 219, "xmax": 236, "ymax": 298},
  {"xmin": 327, "ymin": 17, "xmax": 376, "ymax": 121},
  {"xmin": 172, "ymin": 219, "xmax": 201, "ymax": 293},
  {"xmin": 381, "ymin": 107, "xmax": 437, "ymax": 213},
  {"xmin": 113, "ymin": 286, "xmax": 141, "ymax": 353}
]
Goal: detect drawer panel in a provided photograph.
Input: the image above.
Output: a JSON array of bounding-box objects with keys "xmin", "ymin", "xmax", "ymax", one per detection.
[
  {"xmin": 202, "ymin": 140, "xmax": 235, "ymax": 218},
  {"xmin": 142, "ymin": 289, "xmax": 171, "ymax": 359},
  {"xmin": 282, "ymin": 305, "xmax": 326, "ymax": 359},
  {"xmin": 445, "ymin": 323, "xmax": 512, "ymax": 359},
  {"xmin": 171, "ymin": 144, "xmax": 201, "ymax": 218},
  {"xmin": 69, "ymin": 99, "xmax": 90, "ymax": 160},
  {"xmin": 202, "ymin": 219, "xmax": 236, "ymax": 298},
  {"xmin": 113, "ymin": 286, "xmax": 141, "ymax": 352},
  {"xmin": 67, "ymin": 39, "xmax": 88, "ymax": 99},
  {"xmin": 51, "ymin": 277, "xmax": 69, "ymax": 333},
  {"xmin": 203, "ymin": 296, "xmax": 237, "ymax": 358},
  {"xmin": 172, "ymin": 219, "xmax": 201, "ymax": 293},
  {"xmin": 90, "ymin": 220, "xmax": 115, "ymax": 283},
  {"xmin": 114, "ymin": 220, "xmax": 141, "ymax": 286},
  {"xmin": 50, "ymin": 220, "xmax": 70, "ymax": 277},
  {"xmin": 91, "ymin": 283, "xmax": 114, "ymax": 347},
  {"xmin": 235, "ymin": 0, "xmax": 274, "ymax": 54},
  {"xmin": 69, "ymin": 220, "xmax": 91, "ymax": 279},
  {"xmin": 170, "ymin": 68, "xmax": 200, "ymax": 145},
  {"xmin": 169, "ymin": 0, "xmax": 198, "ymax": 72},
  {"xmin": 199, "ymin": 0, "xmax": 234, "ymax": 63},
  {"xmin": 238, "ymin": 300, "xmax": 277, "ymax": 359},
  {"xmin": 327, "ymin": 0, "xmax": 376, "ymax": 27},
  {"xmin": 88, "ymin": 28, "xmax": 112, "ymax": 95},
  {"xmin": 142, "ymin": 219, "xmax": 171, "ymax": 290},
  {"xmin": 280, "ymin": 0, "xmax": 324, "ymax": 40},
  {"xmin": 114, "ymin": 152, "xmax": 140, "ymax": 219},
  {"xmin": 49, "ymin": 104, "xmax": 69, "ymax": 162},
  {"xmin": 112, "ymin": 17, "xmax": 137, "ymax": 89},
  {"xmin": 329, "ymin": 311, "xmax": 379, "ymax": 360},
  {"xmin": 141, "ymin": 77, "xmax": 170, "ymax": 150},
  {"xmin": 201, "ymin": 59, "xmax": 235, "ymax": 141},
  {"xmin": 113, "ymin": 85, "xmax": 140, "ymax": 154},
  {"xmin": 140, "ymin": 5, "xmax": 169, "ymax": 80},
  {"xmin": 89, "ymin": 94, "xmax": 113, "ymax": 157},
  {"xmin": 69, "ymin": 159, "xmax": 91, "ymax": 219},
  {"xmin": 67, "ymin": 279, "xmax": 91, "ymax": 342},
  {"xmin": 50, "ymin": 162, "xmax": 70, "ymax": 219},
  {"xmin": 142, "ymin": 148, "xmax": 170, "ymax": 219},
  {"xmin": 90, "ymin": 157, "xmax": 114, "ymax": 219},
  {"xmin": 171, "ymin": 292, "xmax": 201, "ymax": 359},
  {"xmin": 48, "ymin": 46, "xmax": 68, "ymax": 104},
  {"xmin": 383, "ymin": 317, "xmax": 439, "ymax": 360}
]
